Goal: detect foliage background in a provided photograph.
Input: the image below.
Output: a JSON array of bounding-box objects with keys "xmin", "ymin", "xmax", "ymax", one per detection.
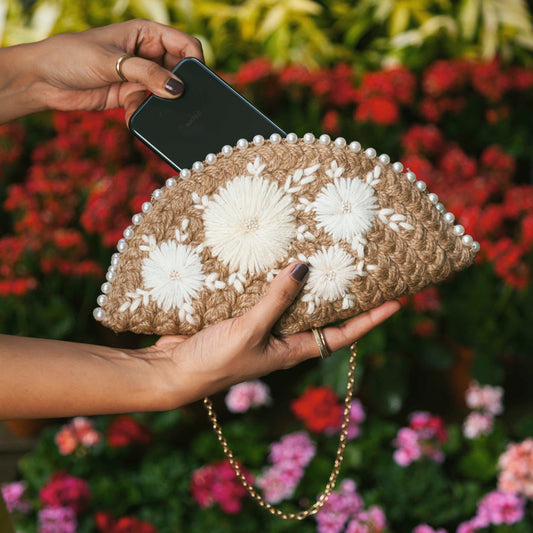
[{"xmin": 1, "ymin": 0, "xmax": 533, "ymax": 532}]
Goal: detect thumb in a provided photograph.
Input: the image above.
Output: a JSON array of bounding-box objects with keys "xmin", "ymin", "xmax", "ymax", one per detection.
[
  {"xmin": 117, "ymin": 55, "xmax": 184, "ymax": 98},
  {"xmin": 244, "ymin": 263, "xmax": 309, "ymax": 336}
]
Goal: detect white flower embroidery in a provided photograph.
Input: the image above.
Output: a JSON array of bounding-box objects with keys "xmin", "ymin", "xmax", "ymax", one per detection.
[
  {"xmin": 315, "ymin": 176, "xmax": 379, "ymax": 252},
  {"xmin": 142, "ymin": 240, "xmax": 206, "ymax": 313},
  {"xmin": 203, "ymin": 174, "xmax": 296, "ymax": 275},
  {"xmin": 302, "ymin": 245, "xmax": 360, "ymax": 313}
]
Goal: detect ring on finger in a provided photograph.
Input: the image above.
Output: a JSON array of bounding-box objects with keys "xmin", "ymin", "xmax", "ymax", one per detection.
[
  {"xmin": 311, "ymin": 327, "xmax": 332, "ymax": 359},
  {"xmin": 116, "ymin": 53, "xmax": 135, "ymax": 82}
]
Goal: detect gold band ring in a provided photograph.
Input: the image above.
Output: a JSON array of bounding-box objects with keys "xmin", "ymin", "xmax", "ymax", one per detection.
[
  {"xmin": 116, "ymin": 53, "xmax": 134, "ymax": 82},
  {"xmin": 311, "ymin": 327, "xmax": 332, "ymax": 359}
]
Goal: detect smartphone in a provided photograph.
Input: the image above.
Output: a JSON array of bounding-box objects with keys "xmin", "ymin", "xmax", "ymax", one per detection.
[{"xmin": 129, "ymin": 57, "xmax": 286, "ymax": 171}]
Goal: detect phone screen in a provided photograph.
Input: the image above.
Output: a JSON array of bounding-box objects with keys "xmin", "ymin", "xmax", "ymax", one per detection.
[{"xmin": 129, "ymin": 58, "xmax": 286, "ymax": 171}]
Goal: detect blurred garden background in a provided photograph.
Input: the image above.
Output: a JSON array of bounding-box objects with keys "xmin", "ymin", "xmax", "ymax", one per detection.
[{"xmin": 1, "ymin": 0, "xmax": 533, "ymax": 531}]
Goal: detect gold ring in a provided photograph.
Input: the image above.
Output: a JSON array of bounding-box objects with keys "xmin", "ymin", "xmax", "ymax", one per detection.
[
  {"xmin": 311, "ymin": 327, "xmax": 332, "ymax": 359},
  {"xmin": 116, "ymin": 53, "xmax": 134, "ymax": 82}
]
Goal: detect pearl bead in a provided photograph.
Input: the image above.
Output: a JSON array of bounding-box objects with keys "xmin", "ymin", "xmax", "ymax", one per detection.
[
  {"xmin": 436, "ymin": 203, "xmax": 446, "ymax": 213},
  {"xmin": 392, "ymin": 162, "xmax": 403, "ymax": 172},
  {"xmin": 416, "ymin": 181, "xmax": 427, "ymax": 192},
  {"xmin": 111, "ymin": 253, "xmax": 120, "ymax": 267},
  {"xmin": 108, "ymin": 265, "xmax": 116, "ymax": 274},
  {"xmin": 192, "ymin": 161, "xmax": 203, "ymax": 172},
  {"xmin": 132, "ymin": 213, "xmax": 142, "ymax": 226},
  {"xmin": 428, "ymin": 193, "xmax": 439, "ymax": 205},
  {"xmin": 117, "ymin": 239, "xmax": 127, "ymax": 253},
  {"xmin": 303, "ymin": 132, "xmax": 315, "ymax": 143},
  {"xmin": 379, "ymin": 153, "xmax": 390, "ymax": 164},
  {"xmin": 106, "ymin": 270, "xmax": 115, "ymax": 282},
  {"xmin": 454, "ymin": 224, "xmax": 465, "ymax": 236},
  {"xmin": 365, "ymin": 147, "xmax": 376, "ymax": 158},
  {"xmin": 141, "ymin": 201, "xmax": 152, "ymax": 213},
  {"xmin": 349, "ymin": 141, "xmax": 361, "ymax": 152},
  {"xmin": 165, "ymin": 177, "xmax": 176, "ymax": 188},
  {"xmin": 334, "ymin": 137, "xmax": 346, "ymax": 147},
  {"xmin": 205, "ymin": 153, "xmax": 217, "ymax": 164},
  {"xmin": 123, "ymin": 226, "xmax": 134, "ymax": 240},
  {"xmin": 180, "ymin": 168, "xmax": 191, "ymax": 179},
  {"xmin": 253, "ymin": 135, "xmax": 264, "ymax": 146},
  {"xmin": 221, "ymin": 145, "xmax": 233, "ymax": 156},
  {"xmin": 319, "ymin": 134, "xmax": 331, "ymax": 144},
  {"xmin": 93, "ymin": 308, "xmax": 105, "ymax": 321},
  {"xmin": 236, "ymin": 138, "xmax": 248, "ymax": 150},
  {"xmin": 472, "ymin": 241, "xmax": 481, "ymax": 252},
  {"xmin": 101, "ymin": 282, "xmax": 111, "ymax": 294},
  {"xmin": 462, "ymin": 234, "xmax": 473, "ymax": 246},
  {"xmin": 97, "ymin": 294, "xmax": 107, "ymax": 307},
  {"xmin": 286, "ymin": 132, "xmax": 298, "ymax": 143},
  {"xmin": 152, "ymin": 188, "xmax": 163, "ymax": 200},
  {"xmin": 269, "ymin": 133, "xmax": 281, "ymax": 143},
  {"xmin": 444, "ymin": 212, "xmax": 455, "ymax": 224},
  {"xmin": 406, "ymin": 171, "xmax": 416, "ymax": 182}
]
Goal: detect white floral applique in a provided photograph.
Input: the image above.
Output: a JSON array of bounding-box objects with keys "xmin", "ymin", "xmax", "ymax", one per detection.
[
  {"xmin": 202, "ymin": 164, "xmax": 297, "ymax": 276},
  {"xmin": 301, "ymin": 245, "xmax": 362, "ymax": 314}
]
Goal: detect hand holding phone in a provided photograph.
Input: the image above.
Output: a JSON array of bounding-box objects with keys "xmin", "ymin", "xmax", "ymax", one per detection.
[{"xmin": 129, "ymin": 58, "xmax": 286, "ymax": 171}]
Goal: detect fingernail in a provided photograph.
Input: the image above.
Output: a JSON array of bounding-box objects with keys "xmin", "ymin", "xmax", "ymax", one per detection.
[
  {"xmin": 290, "ymin": 263, "xmax": 309, "ymax": 282},
  {"xmin": 165, "ymin": 78, "xmax": 184, "ymax": 96}
]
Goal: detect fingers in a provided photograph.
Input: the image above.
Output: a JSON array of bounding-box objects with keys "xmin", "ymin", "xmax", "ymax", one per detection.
[
  {"xmin": 285, "ymin": 300, "xmax": 402, "ymax": 362},
  {"xmin": 243, "ymin": 263, "xmax": 309, "ymax": 338},
  {"xmin": 118, "ymin": 55, "xmax": 184, "ymax": 98}
]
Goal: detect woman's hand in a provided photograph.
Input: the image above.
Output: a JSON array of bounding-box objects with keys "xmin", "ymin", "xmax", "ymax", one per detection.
[
  {"xmin": 0, "ymin": 19, "xmax": 203, "ymax": 124},
  {"xmin": 145, "ymin": 263, "xmax": 401, "ymax": 409}
]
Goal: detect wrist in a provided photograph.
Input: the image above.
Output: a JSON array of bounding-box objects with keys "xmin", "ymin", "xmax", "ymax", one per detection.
[{"xmin": 0, "ymin": 41, "xmax": 48, "ymax": 123}]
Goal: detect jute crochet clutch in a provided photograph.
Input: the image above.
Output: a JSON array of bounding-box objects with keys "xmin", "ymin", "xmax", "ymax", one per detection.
[{"xmin": 93, "ymin": 132, "xmax": 478, "ymax": 334}]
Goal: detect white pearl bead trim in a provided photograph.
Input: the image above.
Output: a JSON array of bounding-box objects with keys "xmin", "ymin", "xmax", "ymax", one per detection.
[
  {"xmin": 286, "ymin": 133, "xmax": 298, "ymax": 144},
  {"xmin": 205, "ymin": 153, "xmax": 217, "ymax": 164},
  {"xmin": 180, "ymin": 169, "xmax": 191, "ymax": 179},
  {"xmin": 166, "ymin": 177, "xmax": 177, "ymax": 188},
  {"xmin": 253, "ymin": 135, "xmax": 264, "ymax": 146}
]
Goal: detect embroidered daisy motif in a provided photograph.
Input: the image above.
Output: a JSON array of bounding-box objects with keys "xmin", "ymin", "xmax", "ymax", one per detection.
[
  {"xmin": 142, "ymin": 240, "xmax": 206, "ymax": 313},
  {"xmin": 302, "ymin": 245, "xmax": 361, "ymax": 313},
  {"xmin": 203, "ymin": 174, "xmax": 296, "ymax": 275}
]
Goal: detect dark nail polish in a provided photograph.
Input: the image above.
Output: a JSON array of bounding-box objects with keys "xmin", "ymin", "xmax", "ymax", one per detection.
[
  {"xmin": 290, "ymin": 263, "xmax": 309, "ymax": 282},
  {"xmin": 165, "ymin": 78, "xmax": 184, "ymax": 96}
]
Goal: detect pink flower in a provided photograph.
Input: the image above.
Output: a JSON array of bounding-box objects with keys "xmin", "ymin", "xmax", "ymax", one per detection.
[
  {"xmin": 225, "ymin": 380, "xmax": 271, "ymax": 413},
  {"xmin": 498, "ymin": 438, "xmax": 533, "ymax": 498},
  {"xmin": 38, "ymin": 506, "xmax": 77, "ymax": 533},
  {"xmin": 347, "ymin": 505, "xmax": 387, "ymax": 532},
  {"xmin": 55, "ymin": 417, "xmax": 101, "ymax": 455},
  {"xmin": 269, "ymin": 431, "xmax": 316, "ymax": 468},
  {"xmin": 465, "ymin": 381, "xmax": 503, "ymax": 415},
  {"xmin": 256, "ymin": 462, "xmax": 303, "ymax": 504},
  {"xmin": 1, "ymin": 481, "xmax": 31, "ymax": 513},
  {"xmin": 413, "ymin": 524, "xmax": 447, "ymax": 533},
  {"xmin": 39, "ymin": 473, "xmax": 90, "ymax": 514},
  {"xmin": 347, "ymin": 400, "xmax": 366, "ymax": 440},
  {"xmin": 316, "ymin": 479, "xmax": 364, "ymax": 533},
  {"xmin": 477, "ymin": 490, "xmax": 525, "ymax": 525},
  {"xmin": 393, "ymin": 428, "xmax": 422, "ymax": 466},
  {"xmin": 463, "ymin": 412, "xmax": 493, "ymax": 439},
  {"xmin": 456, "ymin": 519, "xmax": 478, "ymax": 533}
]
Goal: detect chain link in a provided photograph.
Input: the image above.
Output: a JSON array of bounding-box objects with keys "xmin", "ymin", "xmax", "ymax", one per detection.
[{"xmin": 203, "ymin": 342, "xmax": 358, "ymax": 520}]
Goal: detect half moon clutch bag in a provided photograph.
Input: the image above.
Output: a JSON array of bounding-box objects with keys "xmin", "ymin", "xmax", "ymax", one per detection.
[{"xmin": 93, "ymin": 133, "xmax": 478, "ymax": 519}]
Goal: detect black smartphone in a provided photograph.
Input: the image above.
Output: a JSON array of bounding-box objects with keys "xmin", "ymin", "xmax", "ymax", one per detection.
[{"xmin": 129, "ymin": 57, "xmax": 286, "ymax": 171}]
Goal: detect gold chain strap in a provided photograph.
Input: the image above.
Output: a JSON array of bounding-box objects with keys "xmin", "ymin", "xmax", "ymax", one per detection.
[{"xmin": 203, "ymin": 342, "xmax": 358, "ymax": 521}]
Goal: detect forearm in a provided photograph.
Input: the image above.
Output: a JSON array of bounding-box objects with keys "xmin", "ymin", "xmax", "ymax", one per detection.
[
  {"xmin": 0, "ymin": 335, "xmax": 174, "ymax": 419},
  {"xmin": 0, "ymin": 42, "xmax": 47, "ymax": 124}
]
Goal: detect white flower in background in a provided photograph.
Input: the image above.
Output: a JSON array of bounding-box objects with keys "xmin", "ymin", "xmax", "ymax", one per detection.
[
  {"xmin": 315, "ymin": 176, "xmax": 379, "ymax": 251},
  {"xmin": 463, "ymin": 412, "xmax": 494, "ymax": 439},
  {"xmin": 465, "ymin": 381, "xmax": 504, "ymax": 416},
  {"xmin": 302, "ymin": 245, "xmax": 359, "ymax": 313},
  {"xmin": 141, "ymin": 240, "xmax": 206, "ymax": 313},
  {"xmin": 203, "ymin": 175, "xmax": 296, "ymax": 275}
]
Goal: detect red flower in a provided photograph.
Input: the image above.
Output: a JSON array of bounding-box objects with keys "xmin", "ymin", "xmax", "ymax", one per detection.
[
  {"xmin": 190, "ymin": 460, "xmax": 251, "ymax": 514},
  {"xmin": 358, "ymin": 67, "xmax": 416, "ymax": 104},
  {"xmin": 414, "ymin": 319, "xmax": 436, "ymax": 338},
  {"xmin": 39, "ymin": 472, "xmax": 91, "ymax": 513},
  {"xmin": 411, "ymin": 287, "xmax": 442, "ymax": 313},
  {"xmin": 439, "ymin": 146, "xmax": 477, "ymax": 180},
  {"xmin": 400, "ymin": 154, "xmax": 434, "ymax": 184},
  {"xmin": 95, "ymin": 512, "xmax": 157, "ymax": 533},
  {"xmin": 291, "ymin": 386, "xmax": 343, "ymax": 433},
  {"xmin": 508, "ymin": 66, "xmax": 533, "ymax": 91},
  {"xmin": 423, "ymin": 60, "xmax": 469, "ymax": 97},
  {"xmin": 471, "ymin": 60, "xmax": 509, "ymax": 102},
  {"xmin": 322, "ymin": 109, "xmax": 340, "ymax": 135},
  {"xmin": 106, "ymin": 415, "xmax": 152, "ymax": 448},
  {"xmin": 402, "ymin": 125, "xmax": 444, "ymax": 156},
  {"xmin": 279, "ymin": 64, "xmax": 314, "ymax": 86},
  {"xmin": 480, "ymin": 146, "xmax": 515, "ymax": 186},
  {"xmin": 354, "ymin": 96, "xmax": 399, "ymax": 125},
  {"xmin": 234, "ymin": 58, "xmax": 272, "ymax": 85}
]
